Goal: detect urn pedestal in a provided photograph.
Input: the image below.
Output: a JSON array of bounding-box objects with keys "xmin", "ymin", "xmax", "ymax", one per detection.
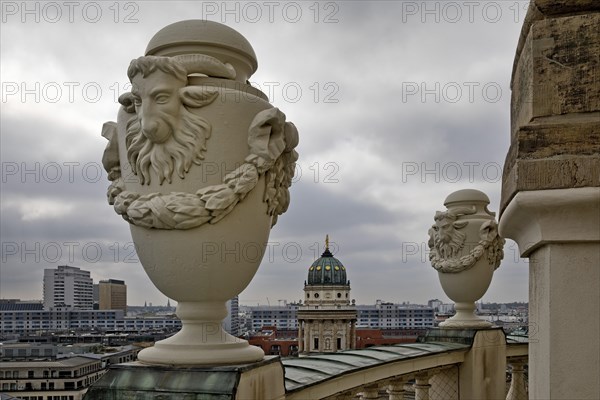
[
  {"xmin": 428, "ymin": 189, "xmax": 504, "ymax": 329},
  {"xmin": 101, "ymin": 20, "xmax": 299, "ymax": 365}
]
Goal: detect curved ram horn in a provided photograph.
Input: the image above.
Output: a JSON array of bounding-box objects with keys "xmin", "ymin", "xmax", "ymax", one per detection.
[
  {"xmin": 173, "ymin": 54, "xmax": 236, "ymax": 80},
  {"xmin": 484, "ymin": 205, "xmax": 496, "ymax": 217},
  {"xmin": 447, "ymin": 206, "xmax": 477, "ymax": 219}
]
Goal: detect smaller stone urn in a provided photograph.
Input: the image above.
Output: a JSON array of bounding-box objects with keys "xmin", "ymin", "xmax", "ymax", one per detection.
[{"xmin": 428, "ymin": 189, "xmax": 504, "ymax": 328}]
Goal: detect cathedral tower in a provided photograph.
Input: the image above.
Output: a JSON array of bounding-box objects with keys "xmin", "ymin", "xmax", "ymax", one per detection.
[{"xmin": 297, "ymin": 236, "xmax": 357, "ymax": 353}]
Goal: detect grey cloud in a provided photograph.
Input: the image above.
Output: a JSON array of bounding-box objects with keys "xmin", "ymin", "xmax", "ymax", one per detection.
[{"xmin": 1, "ymin": 0, "xmax": 529, "ymax": 305}]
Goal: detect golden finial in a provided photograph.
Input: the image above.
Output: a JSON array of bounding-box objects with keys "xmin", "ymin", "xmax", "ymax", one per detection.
[{"xmin": 325, "ymin": 234, "xmax": 329, "ymax": 249}]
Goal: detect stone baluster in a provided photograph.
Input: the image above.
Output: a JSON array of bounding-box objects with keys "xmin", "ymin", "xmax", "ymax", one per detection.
[
  {"xmin": 414, "ymin": 373, "xmax": 431, "ymax": 400},
  {"xmin": 506, "ymin": 359, "xmax": 527, "ymax": 400},
  {"xmin": 387, "ymin": 377, "xmax": 407, "ymax": 400},
  {"xmin": 360, "ymin": 385, "xmax": 381, "ymax": 399}
]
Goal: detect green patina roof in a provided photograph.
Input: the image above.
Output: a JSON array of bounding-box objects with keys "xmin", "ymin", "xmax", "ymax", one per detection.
[
  {"xmin": 282, "ymin": 342, "xmax": 470, "ymax": 393},
  {"xmin": 307, "ymin": 247, "xmax": 349, "ymax": 286}
]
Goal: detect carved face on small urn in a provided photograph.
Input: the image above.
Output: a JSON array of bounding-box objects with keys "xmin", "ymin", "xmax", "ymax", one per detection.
[
  {"xmin": 101, "ymin": 20, "xmax": 299, "ymax": 365},
  {"xmin": 428, "ymin": 189, "xmax": 505, "ymax": 329}
]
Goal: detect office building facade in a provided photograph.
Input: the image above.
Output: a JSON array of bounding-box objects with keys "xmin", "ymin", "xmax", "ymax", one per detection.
[
  {"xmin": 43, "ymin": 266, "xmax": 93, "ymax": 311},
  {"xmin": 98, "ymin": 279, "xmax": 127, "ymax": 312}
]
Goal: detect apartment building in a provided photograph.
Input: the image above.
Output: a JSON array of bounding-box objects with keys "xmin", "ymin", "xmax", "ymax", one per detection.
[
  {"xmin": 43, "ymin": 266, "xmax": 93, "ymax": 311},
  {"xmin": 0, "ymin": 310, "xmax": 181, "ymax": 335},
  {"xmin": 0, "ymin": 356, "xmax": 104, "ymax": 400}
]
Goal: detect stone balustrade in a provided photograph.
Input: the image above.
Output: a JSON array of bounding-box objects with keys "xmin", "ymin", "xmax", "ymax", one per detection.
[
  {"xmin": 84, "ymin": 328, "xmax": 528, "ymax": 399},
  {"xmin": 283, "ymin": 333, "xmax": 528, "ymax": 400},
  {"xmin": 292, "ymin": 345, "xmax": 527, "ymax": 400}
]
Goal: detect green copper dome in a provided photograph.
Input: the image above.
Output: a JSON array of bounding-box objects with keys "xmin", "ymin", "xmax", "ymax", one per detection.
[{"xmin": 307, "ymin": 247, "xmax": 349, "ymax": 286}]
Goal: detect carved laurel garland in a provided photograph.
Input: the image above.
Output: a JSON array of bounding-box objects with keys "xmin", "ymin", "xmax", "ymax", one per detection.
[
  {"xmin": 102, "ymin": 107, "xmax": 298, "ymax": 230},
  {"xmin": 429, "ymin": 220, "xmax": 505, "ymax": 274}
]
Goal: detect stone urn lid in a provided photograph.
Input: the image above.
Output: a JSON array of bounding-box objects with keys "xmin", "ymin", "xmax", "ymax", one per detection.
[
  {"xmin": 145, "ymin": 20, "xmax": 258, "ymax": 83},
  {"xmin": 444, "ymin": 188, "xmax": 490, "ymax": 207}
]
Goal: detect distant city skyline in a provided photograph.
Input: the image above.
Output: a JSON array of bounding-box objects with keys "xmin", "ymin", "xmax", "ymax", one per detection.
[{"xmin": 1, "ymin": 294, "xmax": 527, "ymax": 308}]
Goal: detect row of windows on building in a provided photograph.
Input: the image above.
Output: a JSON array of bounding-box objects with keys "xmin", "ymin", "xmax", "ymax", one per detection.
[
  {"xmin": 1, "ymin": 375, "xmax": 101, "ymax": 392},
  {"xmin": 2, "ymin": 348, "xmax": 54, "ymax": 357},
  {"xmin": 245, "ymin": 305, "xmax": 435, "ymax": 331},
  {"xmin": 0, "ymin": 311, "xmax": 182, "ymax": 334},
  {"xmin": 8, "ymin": 394, "xmax": 74, "ymax": 400},
  {"xmin": 0, "ymin": 366, "xmax": 101, "ymax": 380}
]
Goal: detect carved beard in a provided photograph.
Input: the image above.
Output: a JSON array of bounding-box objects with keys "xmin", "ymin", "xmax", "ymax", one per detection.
[
  {"xmin": 125, "ymin": 107, "xmax": 211, "ymax": 185},
  {"xmin": 434, "ymin": 229, "xmax": 466, "ymax": 259}
]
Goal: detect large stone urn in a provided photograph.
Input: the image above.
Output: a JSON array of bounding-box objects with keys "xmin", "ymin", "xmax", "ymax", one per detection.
[
  {"xmin": 101, "ymin": 20, "xmax": 298, "ymax": 365},
  {"xmin": 428, "ymin": 189, "xmax": 504, "ymax": 328}
]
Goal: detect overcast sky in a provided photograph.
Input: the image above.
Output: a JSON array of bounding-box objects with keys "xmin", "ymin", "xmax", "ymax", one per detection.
[{"xmin": 1, "ymin": 1, "xmax": 531, "ymax": 306}]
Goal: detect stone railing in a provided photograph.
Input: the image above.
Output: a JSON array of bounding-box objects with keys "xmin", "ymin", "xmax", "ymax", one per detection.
[
  {"xmin": 85, "ymin": 327, "xmax": 528, "ymax": 400},
  {"xmin": 283, "ymin": 329, "xmax": 528, "ymax": 400}
]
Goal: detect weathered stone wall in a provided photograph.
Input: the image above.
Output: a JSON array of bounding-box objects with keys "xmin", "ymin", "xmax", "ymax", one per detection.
[
  {"xmin": 500, "ymin": 3, "xmax": 600, "ymax": 399},
  {"xmin": 501, "ymin": 1, "xmax": 600, "ymax": 213}
]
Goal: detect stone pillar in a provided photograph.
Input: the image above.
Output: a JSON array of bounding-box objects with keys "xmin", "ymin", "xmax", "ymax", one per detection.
[
  {"xmin": 332, "ymin": 321, "xmax": 338, "ymax": 352},
  {"xmin": 501, "ymin": 192, "xmax": 600, "ymax": 399},
  {"xmin": 506, "ymin": 358, "xmax": 528, "ymax": 400},
  {"xmin": 351, "ymin": 320, "xmax": 356, "ymax": 349},
  {"xmin": 236, "ymin": 359, "xmax": 287, "ymax": 400},
  {"xmin": 305, "ymin": 321, "xmax": 311, "ymax": 353},
  {"xmin": 318, "ymin": 321, "xmax": 323, "ymax": 351},
  {"xmin": 458, "ymin": 329, "xmax": 506, "ymax": 400},
  {"xmin": 302, "ymin": 321, "xmax": 308, "ymax": 353},
  {"xmin": 298, "ymin": 321, "xmax": 303, "ymax": 353},
  {"xmin": 500, "ymin": 2, "xmax": 600, "ymax": 399},
  {"xmin": 346, "ymin": 320, "xmax": 351, "ymax": 350}
]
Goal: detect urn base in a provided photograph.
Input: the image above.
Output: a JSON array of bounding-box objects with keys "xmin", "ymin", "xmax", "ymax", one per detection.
[
  {"xmin": 138, "ymin": 336, "xmax": 265, "ymax": 366},
  {"xmin": 138, "ymin": 301, "xmax": 265, "ymax": 366},
  {"xmin": 439, "ymin": 302, "xmax": 492, "ymax": 329}
]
